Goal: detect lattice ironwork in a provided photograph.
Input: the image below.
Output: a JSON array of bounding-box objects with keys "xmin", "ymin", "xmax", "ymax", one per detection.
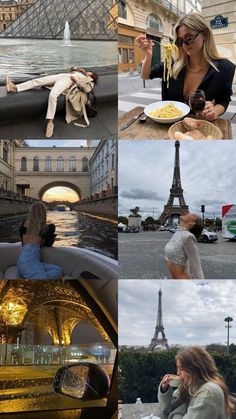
[
  {"xmin": 0, "ymin": 281, "xmax": 109, "ymax": 344},
  {"xmin": 1, "ymin": 0, "xmax": 118, "ymax": 40},
  {"xmin": 148, "ymin": 289, "xmax": 169, "ymax": 351},
  {"xmin": 158, "ymin": 141, "xmax": 189, "ymax": 226}
]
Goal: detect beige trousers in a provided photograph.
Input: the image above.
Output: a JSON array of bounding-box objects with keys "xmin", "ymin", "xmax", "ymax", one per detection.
[{"xmin": 16, "ymin": 73, "xmax": 77, "ymax": 119}]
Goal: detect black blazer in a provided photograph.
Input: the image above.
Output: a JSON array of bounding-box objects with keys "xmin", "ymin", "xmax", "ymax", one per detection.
[
  {"xmin": 19, "ymin": 222, "xmax": 57, "ymax": 246},
  {"xmin": 150, "ymin": 59, "xmax": 235, "ymax": 111}
]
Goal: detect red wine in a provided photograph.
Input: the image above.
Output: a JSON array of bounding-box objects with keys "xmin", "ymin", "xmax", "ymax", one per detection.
[{"xmin": 190, "ymin": 99, "xmax": 205, "ymax": 113}]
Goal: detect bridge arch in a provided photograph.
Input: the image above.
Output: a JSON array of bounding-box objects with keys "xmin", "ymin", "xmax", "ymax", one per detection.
[{"xmin": 38, "ymin": 181, "xmax": 82, "ymax": 201}]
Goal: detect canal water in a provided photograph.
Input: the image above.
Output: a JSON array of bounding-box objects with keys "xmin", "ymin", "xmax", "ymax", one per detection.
[
  {"xmin": 0, "ymin": 39, "xmax": 117, "ymax": 81},
  {"xmin": 0, "ymin": 210, "xmax": 117, "ymax": 260}
]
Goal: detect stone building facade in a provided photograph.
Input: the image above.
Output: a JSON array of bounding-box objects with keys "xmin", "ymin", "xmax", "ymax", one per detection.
[
  {"xmin": 14, "ymin": 146, "xmax": 95, "ymax": 199},
  {"xmin": 202, "ymin": 0, "xmax": 236, "ymax": 87},
  {"xmin": 118, "ymin": 0, "xmax": 201, "ymax": 72},
  {"xmin": 90, "ymin": 139, "xmax": 118, "ymax": 195},
  {"xmin": 0, "ymin": 140, "xmax": 25, "ymax": 191},
  {"xmin": 0, "ymin": 0, "xmax": 36, "ymax": 32}
]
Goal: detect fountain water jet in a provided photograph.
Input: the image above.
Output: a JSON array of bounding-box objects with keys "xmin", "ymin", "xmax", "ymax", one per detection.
[{"xmin": 63, "ymin": 21, "xmax": 72, "ymax": 46}]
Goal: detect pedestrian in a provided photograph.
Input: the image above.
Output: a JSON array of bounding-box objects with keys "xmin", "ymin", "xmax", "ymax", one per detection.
[
  {"xmin": 164, "ymin": 213, "xmax": 204, "ymax": 279},
  {"xmin": 159, "ymin": 346, "xmax": 233, "ymax": 419},
  {"xmin": 136, "ymin": 13, "xmax": 235, "ymax": 121},
  {"xmin": 6, "ymin": 68, "xmax": 98, "ymax": 138},
  {"xmin": 17, "ymin": 201, "xmax": 62, "ymax": 279}
]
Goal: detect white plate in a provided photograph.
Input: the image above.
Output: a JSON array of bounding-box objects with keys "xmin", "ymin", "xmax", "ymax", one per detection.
[{"xmin": 144, "ymin": 101, "xmax": 190, "ymax": 124}]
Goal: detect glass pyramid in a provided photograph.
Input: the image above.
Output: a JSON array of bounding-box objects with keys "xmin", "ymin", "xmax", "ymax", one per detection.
[{"xmin": 1, "ymin": 0, "xmax": 118, "ymax": 40}]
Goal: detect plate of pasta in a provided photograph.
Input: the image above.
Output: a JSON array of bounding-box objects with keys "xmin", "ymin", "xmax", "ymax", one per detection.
[{"xmin": 144, "ymin": 101, "xmax": 190, "ymax": 124}]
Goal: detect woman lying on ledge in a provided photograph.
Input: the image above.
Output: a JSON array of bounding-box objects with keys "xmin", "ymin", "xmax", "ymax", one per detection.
[{"xmin": 6, "ymin": 67, "xmax": 98, "ymax": 138}]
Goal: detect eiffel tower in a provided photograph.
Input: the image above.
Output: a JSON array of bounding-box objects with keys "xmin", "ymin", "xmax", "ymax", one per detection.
[
  {"xmin": 158, "ymin": 140, "xmax": 188, "ymax": 226},
  {"xmin": 148, "ymin": 288, "xmax": 169, "ymax": 351},
  {"xmin": 0, "ymin": 0, "xmax": 118, "ymax": 40}
]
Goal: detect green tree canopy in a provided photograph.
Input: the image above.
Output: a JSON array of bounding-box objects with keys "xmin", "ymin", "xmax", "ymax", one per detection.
[{"xmin": 118, "ymin": 216, "xmax": 128, "ymax": 225}]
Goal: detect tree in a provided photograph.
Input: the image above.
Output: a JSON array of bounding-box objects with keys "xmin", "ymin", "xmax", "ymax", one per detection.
[
  {"xmin": 119, "ymin": 350, "xmax": 236, "ymax": 402},
  {"xmin": 118, "ymin": 216, "xmax": 128, "ymax": 225},
  {"xmin": 206, "ymin": 343, "xmax": 226, "ymax": 354},
  {"xmin": 215, "ymin": 217, "xmax": 222, "ymax": 229},
  {"xmin": 229, "ymin": 343, "xmax": 236, "ymax": 355},
  {"xmin": 144, "ymin": 216, "xmax": 155, "ymax": 225}
]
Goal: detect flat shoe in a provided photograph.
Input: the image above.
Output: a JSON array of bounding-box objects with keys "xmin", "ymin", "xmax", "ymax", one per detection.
[
  {"xmin": 6, "ymin": 76, "xmax": 16, "ymax": 93},
  {"xmin": 45, "ymin": 122, "xmax": 54, "ymax": 138}
]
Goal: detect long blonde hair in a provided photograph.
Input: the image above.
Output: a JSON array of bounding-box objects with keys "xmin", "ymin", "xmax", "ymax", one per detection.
[
  {"xmin": 174, "ymin": 347, "xmax": 233, "ymax": 416},
  {"xmin": 27, "ymin": 201, "xmax": 47, "ymax": 237},
  {"xmin": 172, "ymin": 13, "xmax": 224, "ymax": 78}
]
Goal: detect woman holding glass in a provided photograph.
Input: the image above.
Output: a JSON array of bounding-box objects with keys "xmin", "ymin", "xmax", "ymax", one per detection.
[
  {"xmin": 158, "ymin": 347, "xmax": 233, "ymax": 419},
  {"xmin": 137, "ymin": 13, "xmax": 235, "ymax": 121}
]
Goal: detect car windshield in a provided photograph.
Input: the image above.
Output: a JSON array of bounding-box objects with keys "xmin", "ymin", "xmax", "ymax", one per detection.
[{"xmin": 0, "ymin": 280, "xmax": 116, "ymax": 414}]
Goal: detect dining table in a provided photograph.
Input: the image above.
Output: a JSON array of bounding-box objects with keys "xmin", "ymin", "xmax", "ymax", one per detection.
[
  {"xmin": 118, "ymin": 106, "xmax": 233, "ymax": 140},
  {"xmin": 119, "ymin": 402, "xmax": 162, "ymax": 419}
]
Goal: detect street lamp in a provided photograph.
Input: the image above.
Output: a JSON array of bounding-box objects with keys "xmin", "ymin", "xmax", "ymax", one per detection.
[
  {"xmin": 201, "ymin": 205, "xmax": 205, "ymax": 227},
  {"xmin": 224, "ymin": 316, "xmax": 233, "ymax": 355}
]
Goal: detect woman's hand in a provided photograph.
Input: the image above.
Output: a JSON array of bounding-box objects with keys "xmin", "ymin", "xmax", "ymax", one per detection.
[
  {"xmin": 136, "ymin": 34, "xmax": 154, "ymax": 56},
  {"xmin": 202, "ymin": 101, "xmax": 217, "ymax": 121},
  {"xmin": 160, "ymin": 374, "xmax": 172, "ymax": 391},
  {"xmin": 70, "ymin": 75, "xmax": 78, "ymax": 83},
  {"xmin": 202, "ymin": 102, "xmax": 225, "ymax": 121},
  {"xmin": 136, "ymin": 34, "xmax": 154, "ymax": 79}
]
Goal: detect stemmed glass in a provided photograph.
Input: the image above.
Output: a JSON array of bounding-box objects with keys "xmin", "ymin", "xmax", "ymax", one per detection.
[{"xmin": 189, "ymin": 90, "xmax": 206, "ymax": 118}]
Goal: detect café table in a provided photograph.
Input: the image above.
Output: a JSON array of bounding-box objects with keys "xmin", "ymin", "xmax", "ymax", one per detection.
[
  {"xmin": 120, "ymin": 402, "xmax": 162, "ymax": 419},
  {"xmin": 119, "ymin": 106, "xmax": 233, "ymax": 140}
]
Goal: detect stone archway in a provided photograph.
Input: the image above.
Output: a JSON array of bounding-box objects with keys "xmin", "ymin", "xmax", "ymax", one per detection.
[{"xmin": 38, "ymin": 181, "xmax": 82, "ymax": 201}]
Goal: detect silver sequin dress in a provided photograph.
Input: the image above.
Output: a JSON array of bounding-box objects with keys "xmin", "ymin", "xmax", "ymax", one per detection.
[{"xmin": 164, "ymin": 227, "xmax": 204, "ymax": 279}]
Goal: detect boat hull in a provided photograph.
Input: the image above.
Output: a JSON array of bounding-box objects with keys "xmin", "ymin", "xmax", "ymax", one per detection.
[{"xmin": 0, "ymin": 242, "xmax": 118, "ymax": 280}]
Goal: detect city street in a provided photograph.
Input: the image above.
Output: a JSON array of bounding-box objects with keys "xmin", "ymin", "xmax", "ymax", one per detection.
[
  {"xmin": 119, "ymin": 231, "xmax": 236, "ymax": 279},
  {"xmin": 0, "ymin": 365, "xmax": 61, "ymax": 413},
  {"xmin": 0, "ymin": 364, "xmax": 110, "ymax": 412},
  {"xmin": 118, "ymin": 73, "xmax": 236, "ymax": 136}
]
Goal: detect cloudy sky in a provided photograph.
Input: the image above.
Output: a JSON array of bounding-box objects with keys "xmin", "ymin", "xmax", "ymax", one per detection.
[
  {"xmin": 119, "ymin": 280, "xmax": 236, "ymax": 347},
  {"xmin": 119, "ymin": 141, "xmax": 236, "ymax": 220}
]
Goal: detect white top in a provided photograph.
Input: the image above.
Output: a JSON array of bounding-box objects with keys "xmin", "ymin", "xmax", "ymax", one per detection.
[{"xmin": 164, "ymin": 227, "xmax": 204, "ymax": 279}]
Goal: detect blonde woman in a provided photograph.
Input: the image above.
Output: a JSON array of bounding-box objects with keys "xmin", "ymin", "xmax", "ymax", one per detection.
[
  {"xmin": 17, "ymin": 201, "xmax": 62, "ymax": 279},
  {"xmin": 137, "ymin": 13, "xmax": 235, "ymax": 121},
  {"xmin": 159, "ymin": 347, "xmax": 233, "ymax": 419}
]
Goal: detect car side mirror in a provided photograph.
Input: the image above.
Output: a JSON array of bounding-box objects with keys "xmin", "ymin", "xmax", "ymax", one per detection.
[{"xmin": 53, "ymin": 362, "xmax": 110, "ymax": 400}]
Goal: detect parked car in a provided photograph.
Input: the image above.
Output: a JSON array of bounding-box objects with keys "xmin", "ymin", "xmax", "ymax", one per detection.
[
  {"xmin": 198, "ymin": 229, "xmax": 218, "ymax": 243},
  {"xmin": 124, "ymin": 227, "xmax": 139, "ymax": 233}
]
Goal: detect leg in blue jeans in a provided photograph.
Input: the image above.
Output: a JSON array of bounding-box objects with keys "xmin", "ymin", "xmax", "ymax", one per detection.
[
  {"xmin": 17, "ymin": 244, "xmax": 62, "ymax": 280},
  {"xmin": 42, "ymin": 263, "xmax": 62, "ymax": 279}
]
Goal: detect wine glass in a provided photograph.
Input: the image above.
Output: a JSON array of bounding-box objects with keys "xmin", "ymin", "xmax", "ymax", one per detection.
[{"xmin": 189, "ymin": 90, "xmax": 206, "ymax": 118}]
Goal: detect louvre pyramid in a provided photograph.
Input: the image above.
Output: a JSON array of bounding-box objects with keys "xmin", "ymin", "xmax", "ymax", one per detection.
[{"xmin": 1, "ymin": 0, "xmax": 117, "ymax": 40}]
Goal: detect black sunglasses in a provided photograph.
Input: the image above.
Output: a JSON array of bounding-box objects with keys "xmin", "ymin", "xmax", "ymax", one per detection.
[{"xmin": 175, "ymin": 32, "xmax": 200, "ymax": 47}]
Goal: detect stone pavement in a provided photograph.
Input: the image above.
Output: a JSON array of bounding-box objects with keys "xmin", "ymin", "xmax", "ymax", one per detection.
[
  {"xmin": 119, "ymin": 231, "xmax": 236, "ymax": 279},
  {"xmin": 119, "ymin": 72, "xmax": 236, "ymax": 138}
]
